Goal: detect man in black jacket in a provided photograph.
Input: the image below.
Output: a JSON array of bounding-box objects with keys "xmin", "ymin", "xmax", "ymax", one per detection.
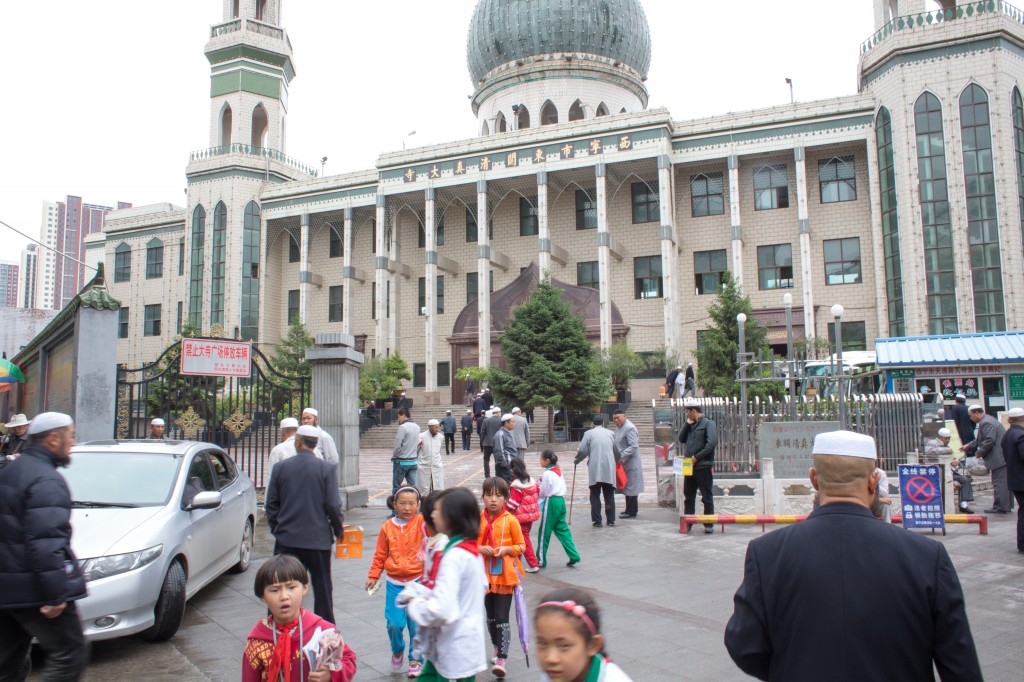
[
  {"xmin": 265, "ymin": 424, "xmax": 344, "ymax": 624},
  {"xmin": 0, "ymin": 411, "xmax": 87, "ymax": 681},
  {"xmin": 1003, "ymin": 407, "xmax": 1024, "ymax": 553},
  {"xmin": 725, "ymin": 430, "xmax": 981, "ymax": 681},
  {"xmin": 949, "ymin": 393, "xmax": 974, "ymax": 445},
  {"xmin": 678, "ymin": 399, "xmax": 718, "ymax": 533},
  {"xmin": 480, "ymin": 408, "xmax": 503, "ymax": 479},
  {"xmin": 460, "ymin": 409, "xmax": 474, "ymax": 451}
]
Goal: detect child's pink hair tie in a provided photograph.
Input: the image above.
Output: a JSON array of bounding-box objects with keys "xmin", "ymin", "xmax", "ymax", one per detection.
[{"xmin": 537, "ymin": 600, "xmax": 597, "ymax": 636}]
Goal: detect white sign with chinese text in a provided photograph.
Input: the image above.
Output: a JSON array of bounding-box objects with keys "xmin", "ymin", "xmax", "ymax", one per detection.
[{"xmin": 180, "ymin": 338, "xmax": 252, "ymax": 377}]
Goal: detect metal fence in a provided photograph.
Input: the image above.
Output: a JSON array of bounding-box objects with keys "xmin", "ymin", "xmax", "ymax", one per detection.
[{"xmin": 664, "ymin": 394, "xmax": 923, "ymax": 476}]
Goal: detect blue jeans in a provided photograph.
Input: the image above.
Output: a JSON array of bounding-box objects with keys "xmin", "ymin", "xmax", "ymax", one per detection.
[
  {"xmin": 392, "ymin": 461, "xmax": 417, "ymax": 494},
  {"xmin": 385, "ymin": 581, "xmax": 421, "ymax": 660}
]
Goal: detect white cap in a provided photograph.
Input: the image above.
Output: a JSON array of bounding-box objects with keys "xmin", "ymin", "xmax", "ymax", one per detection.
[
  {"xmin": 151, "ymin": 418, "xmax": 165, "ymax": 426},
  {"xmin": 683, "ymin": 398, "xmax": 701, "ymax": 409},
  {"xmin": 968, "ymin": 404, "xmax": 984, "ymax": 413},
  {"xmin": 427, "ymin": 419, "xmax": 440, "ymax": 426},
  {"xmin": 26, "ymin": 412, "xmax": 73, "ymax": 436},
  {"xmin": 512, "ymin": 407, "xmax": 521, "ymax": 413},
  {"xmin": 446, "ymin": 410, "xmax": 452, "ymax": 414},
  {"xmin": 296, "ymin": 424, "xmax": 320, "ymax": 438},
  {"xmin": 401, "ymin": 392, "xmax": 406, "ymax": 396},
  {"xmin": 1007, "ymin": 407, "xmax": 1024, "ymax": 418},
  {"xmin": 280, "ymin": 417, "xmax": 299, "ymax": 429},
  {"xmin": 467, "ymin": 408, "xmax": 473, "ymax": 413},
  {"xmin": 302, "ymin": 407, "xmax": 319, "ymax": 417},
  {"xmin": 811, "ymin": 430, "xmax": 877, "ymax": 460},
  {"xmin": 955, "ymin": 393, "xmax": 966, "ymax": 401},
  {"xmin": 4, "ymin": 414, "xmax": 29, "ymax": 428},
  {"xmin": 501, "ymin": 413, "xmax": 514, "ymax": 423},
  {"xmin": 937, "ymin": 428, "xmax": 952, "ymax": 438}
]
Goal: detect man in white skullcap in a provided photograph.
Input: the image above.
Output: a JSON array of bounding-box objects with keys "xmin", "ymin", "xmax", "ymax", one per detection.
[
  {"xmin": 0, "ymin": 412, "xmax": 88, "ymax": 679},
  {"xmin": 491, "ymin": 413, "xmax": 518, "ymax": 483},
  {"xmin": 924, "ymin": 426, "xmax": 954, "ymax": 465},
  {"xmin": 1000, "ymin": 407, "xmax": 1024, "ymax": 553},
  {"xmin": 441, "ymin": 409, "xmax": 457, "ymax": 455},
  {"xmin": 302, "ymin": 407, "xmax": 339, "ymax": 467},
  {"xmin": 267, "ymin": 417, "xmax": 322, "ymax": 483},
  {"xmin": 265, "ymin": 423, "xmax": 343, "ymax": 625},
  {"xmin": 511, "ymin": 407, "xmax": 530, "ymax": 459},
  {"xmin": 725, "ymin": 430, "xmax": 980, "ymax": 681},
  {"xmin": 460, "ymin": 408, "xmax": 474, "ymax": 451},
  {"xmin": 929, "ymin": 427, "xmax": 976, "ymax": 513},
  {"xmin": 960, "ymin": 404, "xmax": 1010, "ymax": 513},
  {"xmin": 148, "ymin": 417, "xmax": 166, "ymax": 440},
  {"xmin": 417, "ymin": 419, "xmax": 445, "ymax": 495},
  {"xmin": 479, "ymin": 407, "xmax": 503, "ymax": 478}
]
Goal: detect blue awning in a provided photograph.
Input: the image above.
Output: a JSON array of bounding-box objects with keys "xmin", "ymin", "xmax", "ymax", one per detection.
[{"xmin": 876, "ymin": 331, "xmax": 1024, "ymax": 367}]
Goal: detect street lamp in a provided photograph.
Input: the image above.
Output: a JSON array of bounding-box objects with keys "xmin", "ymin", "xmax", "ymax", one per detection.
[
  {"xmin": 737, "ymin": 313, "xmax": 748, "ymax": 465},
  {"xmin": 831, "ymin": 303, "xmax": 845, "ymax": 428},
  {"xmin": 784, "ymin": 293, "xmax": 795, "ymax": 420}
]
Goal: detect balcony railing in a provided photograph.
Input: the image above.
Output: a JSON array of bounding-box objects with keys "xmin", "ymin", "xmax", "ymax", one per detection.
[
  {"xmin": 861, "ymin": 1, "xmax": 1024, "ymax": 55},
  {"xmin": 189, "ymin": 144, "xmax": 318, "ymax": 177},
  {"xmin": 211, "ymin": 19, "xmax": 241, "ymax": 38},
  {"xmin": 209, "ymin": 18, "xmax": 289, "ymax": 47}
]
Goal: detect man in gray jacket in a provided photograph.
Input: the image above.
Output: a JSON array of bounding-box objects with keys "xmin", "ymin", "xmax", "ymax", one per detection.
[
  {"xmin": 392, "ymin": 408, "xmax": 419, "ymax": 494},
  {"xmin": 511, "ymin": 407, "xmax": 530, "ymax": 458},
  {"xmin": 480, "ymin": 407, "xmax": 503, "ymax": 478},
  {"xmin": 679, "ymin": 398, "xmax": 719, "ymax": 533},
  {"xmin": 961, "ymin": 404, "xmax": 1010, "ymax": 513},
  {"xmin": 492, "ymin": 413, "xmax": 518, "ymax": 482},
  {"xmin": 612, "ymin": 410, "xmax": 643, "ymax": 519},
  {"xmin": 575, "ymin": 416, "xmax": 618, "ymax": 527}
]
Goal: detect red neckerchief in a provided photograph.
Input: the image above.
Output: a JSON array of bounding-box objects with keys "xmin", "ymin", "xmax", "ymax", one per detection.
[
  {"xmin": 423, "ymin": 537, "xmax": 481, "ymax": 589},
  {"xmin": 481, "ymin": 509, "xmax": 505, "ymax": 548},
  {"xmin": 549, "ymin": 465, "xmax": 562, "ymax": 477},
  {"xmin": 267, "ymin": 610, "xmax": 302, "ymax": 682}
]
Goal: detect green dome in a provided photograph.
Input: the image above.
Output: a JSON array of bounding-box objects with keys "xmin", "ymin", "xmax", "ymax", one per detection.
[{"xmin": 467, "ymin": 0, "xmax": 652, "ymax": 84}]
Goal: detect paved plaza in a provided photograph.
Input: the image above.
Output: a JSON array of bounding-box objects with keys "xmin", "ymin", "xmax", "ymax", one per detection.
[{"xmin": 35, "ymin": 447, "xmax": 1024, "ymax": 681}]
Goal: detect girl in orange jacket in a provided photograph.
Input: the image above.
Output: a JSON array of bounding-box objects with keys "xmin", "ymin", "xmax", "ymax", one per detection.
[{"xmin": 478, "ymin": 477, "xmax": 525, "ymax": 677}]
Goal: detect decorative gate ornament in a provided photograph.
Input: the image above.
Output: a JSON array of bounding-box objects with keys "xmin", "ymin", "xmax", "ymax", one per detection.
[
  {"xmin": 175, "ymin": 407, "xmax": 207, "ymax": 440},
  {"xmin": 223, "ymin": 409, "xmax": 253, "ymax": 438}
]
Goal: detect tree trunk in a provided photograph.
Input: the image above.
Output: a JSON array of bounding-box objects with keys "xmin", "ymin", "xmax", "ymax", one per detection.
[{"xmin": 547, "ymin": 407, "xmax": 554, "ymax": 444}]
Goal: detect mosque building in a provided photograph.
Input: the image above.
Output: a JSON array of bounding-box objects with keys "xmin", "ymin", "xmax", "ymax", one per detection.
[{"xmin": 90, "ymin": 0, "xmax": 1024, "ymax": 405}]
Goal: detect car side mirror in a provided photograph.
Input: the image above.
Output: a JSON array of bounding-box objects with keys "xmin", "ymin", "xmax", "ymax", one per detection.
[{"xmin": 189, "ymin": 490, "xmax": 223, "ymax": 510}]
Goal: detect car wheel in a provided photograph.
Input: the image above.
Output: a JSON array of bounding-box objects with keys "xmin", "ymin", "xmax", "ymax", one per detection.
[
  {"xmin": 229, "ymin": 518, "xmax": 253, "ymax": 574},
  {"xmin": 142, "ymin": 561, "xmax": 186, "ymax": 642}
]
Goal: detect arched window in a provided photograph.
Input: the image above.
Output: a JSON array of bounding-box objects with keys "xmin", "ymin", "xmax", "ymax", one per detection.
[
  {"xmin": 495, "ymin": 112, "xmax": 507, "ymax": 133},
  {"xmin": 480, "ymin": 119, "xmax": 490, "ymax": 136},
  {"xmin": 596, "ymin": 102, "xmax": 609, "ymax": 117},
  {"xmin": 875, "ymin": 107, "xmax": 904, "ymax": 336},
  {"xmin": 256, "ymin": 0, "xmax": 267, "ymax": 21},
  {"xmin": 189, "ymin": 205, "xmax": 205, "ymax": 325},
  {"xmin": 251, "ymin": 104, "xmax": 269, "ymax": 149},
  {"xmin": 620, "ymin": 107, "xmax": 627, "ymax": 114},
  {"xmin": 232, "ymin": 0, "xmax": 240, "ymax": 18},
  {"xmin": 541, "ymin": 101, "xmax": 558, "ymax": 126},
  {"xmin": 220, "ymin": 104, "xmax": 233, "ymax": 147},
  {"xmin": 516, "ymin": 105, "xmax": 531, "ymax": 130},
  {"xmin": 145, "ymin": 238, "xmax": 164, "ymax": 279},
  {"xmin": 210, "ymin": 202, "xmax": 227, "ymax": 326},
  {"xmin": 568, "ymin": 100, "xmax": 585, "ymax": 121},
  {"xmin": 959, "ymin": 84, "xmax": 1004, "ymax": 331},
  {"xmin": 114, "ymin": 243, "xmax": 131, "ymax": 283},
  {"xmin": 241, "ymin": 201, "xmax": 261, "ymax": 341}
]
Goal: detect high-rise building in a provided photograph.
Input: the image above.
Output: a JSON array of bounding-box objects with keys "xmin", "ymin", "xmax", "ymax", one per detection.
[
  {"xmin": 36, "ymin": 201, "xmax": 58, "ymax": 310},
  {"xmin": 18, "ymin": 245, "xmax": 37, "ymax": 309},
  {"xmin": 0, "ymin": 261, "xmax": 20, "ymax": 308}
]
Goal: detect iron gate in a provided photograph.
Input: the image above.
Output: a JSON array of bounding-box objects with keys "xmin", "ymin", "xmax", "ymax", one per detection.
[{"xmin": 115, "ymin": 337, "xmax": 310, "ymax": 488}]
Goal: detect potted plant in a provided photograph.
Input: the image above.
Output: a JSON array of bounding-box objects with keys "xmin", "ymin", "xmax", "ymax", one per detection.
[{"xmin": 601, "ymin": 340, "xmax": 646, "ymax": 405}]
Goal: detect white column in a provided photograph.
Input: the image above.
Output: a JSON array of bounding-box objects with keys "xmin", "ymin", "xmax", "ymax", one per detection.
[
  {"xmin": 388, "ymin": 212, "xmax": 399, "ymax": 354},
  {"xmin": 863, "ymin": 132, "xmax": 890, "ymax": 339},
  {"xmin": 424, "ymin": 188, "xmax": 437, "ymax": 392},
  {"xmin": 795, "ymin": 145, "xmax": 815, "ymax": 336},
  {"xmin": 477, "ymin": 179, "xmax": 491, "ymax": 366},
  {"xmin": 537, "ymin": 172, "xmax": 551, "ymax": 275},
  {"xmin": 341, "ymin": 208, "xmax": 353, "ymax": 336},
  {"xmin": 596, "ymin": 163, "xmax": 612, "ymax": 350},
  {"xmin": 658, "ymin": 155, "xmax": 678, "ymax": 351},
  {"xmin": 728, "ymin": 154, "xmax": 744, "ymax": 289},
  {"xmin": 299, "ymin": 213, "xmax": 310, "ymax": 324},
  {"xmin": 374, "ymin": 196, "xmax": 386, "ymax": 354}
]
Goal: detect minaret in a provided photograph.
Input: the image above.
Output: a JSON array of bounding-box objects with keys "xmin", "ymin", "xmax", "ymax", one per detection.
[{"xmin": 186, "ymin": 0, "xmax": 316, "ymax": 341}]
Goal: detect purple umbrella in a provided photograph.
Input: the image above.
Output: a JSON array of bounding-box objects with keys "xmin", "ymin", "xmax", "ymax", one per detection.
[{"xmin": 513, "ymin": 583, "xmax": 530, "ymax": 667}]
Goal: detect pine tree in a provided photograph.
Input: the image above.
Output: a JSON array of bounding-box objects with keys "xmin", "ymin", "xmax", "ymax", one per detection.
[
  {"xmin": 489, "ymin": 281, "xmax": 612, "ymax": 441},
  {"xmin": 269, "ymin": 322, "xmax": 314, "ymax": 417}
]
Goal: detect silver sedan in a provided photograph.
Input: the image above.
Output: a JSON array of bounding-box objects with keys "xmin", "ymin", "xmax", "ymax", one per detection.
[{"xmin": 60, "ymin": 440, "xmax": 257, "ymax": 641}]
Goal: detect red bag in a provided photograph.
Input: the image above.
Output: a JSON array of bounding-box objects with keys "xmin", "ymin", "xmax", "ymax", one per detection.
[{"xmin": 615, "ymin": 461, "xmax": 628, "ymax": 491}]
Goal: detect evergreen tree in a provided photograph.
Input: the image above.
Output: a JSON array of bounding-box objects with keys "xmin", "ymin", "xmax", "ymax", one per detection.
[
  {"xmin": 695, "ymin": 272, "xmax": 783, "ymax": 400},
  {"xmin": 269, "ymin": 321, "xmax": 314, "ymax": 418},
  {"xmin": 489, "ymin": 281, "xmax": 612, "ymax": 441}
]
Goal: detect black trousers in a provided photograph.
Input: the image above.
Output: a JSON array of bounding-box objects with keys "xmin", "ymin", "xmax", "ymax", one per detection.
[
  {"xmin": 484, "ymin": 592, "xmax": 514, "ymax": 658},
  {"xmin": 590, "ymin": 483, "xmax": 615, "ymax": 524},
  {"xmin": 1015, "ymin": 491, "xmax": 1024, "ymax": 552},
  {"xmin": 623, "ymin": 495, "xmax": 639, "ymax": 516},
  {"xmin": 482, "ymin": 446, "xmax": 494, "ymax": 478},
  {"xmin": 684, "ymin": 467, "xmax": 715, "ymax": 529},
  {"xmin": 274, "ymin": 542, "xmax": 335, "ymax": 624},
  {"xmin": 0, "ymin": 602, "xmax": 86, "ymax": 682},
  {"xmin": 462, "ymin": 430, "xmax": 471, "ymax": 450},
  {"xmin": 443, "ymin": 433, "xmax": 455, "ymax": 454}
]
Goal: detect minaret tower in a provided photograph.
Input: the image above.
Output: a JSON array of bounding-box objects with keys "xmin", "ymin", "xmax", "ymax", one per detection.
[{"xmin": 186, "ymin": 0, "xmax": 316, "ymax": 341}]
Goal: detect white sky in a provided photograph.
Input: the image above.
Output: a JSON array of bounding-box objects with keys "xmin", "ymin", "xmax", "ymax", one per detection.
[{"xmin": 0, "ymin": 0, "xmax": 881, "ymax": 260}]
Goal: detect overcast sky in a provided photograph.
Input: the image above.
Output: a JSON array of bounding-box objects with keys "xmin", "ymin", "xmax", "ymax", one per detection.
[{"xmin": 0, "ymin": 0, "xmax": 882, "ymax": 262}]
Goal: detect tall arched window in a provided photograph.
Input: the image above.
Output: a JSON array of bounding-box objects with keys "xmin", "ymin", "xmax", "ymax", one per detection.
[
  {"xmin": 914, "ymin": 92, "xmax": 957, "ymax": 334},
  {"xmin": 241, "ymin": 201, "xmax": 261, "ymax": 341},
  {"xmin": 960, "ymin": 83, "xmax": 1005, "ymax": 331},
  {"xmin": 251, "ymin": 104, "xmax": 269, "ymax": 149},
  {"xmin": 595, "ymin": 102, "xmax": 609, "ymax": 117},
  {"xmin": 256, "ymin": 0, "xmax": 267, "ymax": 21},
  {"xmin": 114, "ymin": 243, "xmax": 131, "ymax": 283},
  {"xmin": 189, "ymin": 205, "xmax": 206, "ymax": 326},
  {"xmin": 1012, "ymin": 87, "xmax": 1024, "ymax": 267},
  {"xmin": 232, "ymin": 0, "xmax": 240, "ymax": 18},
  {"xmin": 210, "ymin": 202, "xmax": 227, "ymax": 326},
  {"xmin": 480, "ymin": 119, "xmax": 490, "ymax": 136},
  {"xmin": 568, "ymin": 100, "xmax": 585, "ymax": 121},
  {"xmin": 516, "ymin": 105, "xmax": 531, "ymax": 130},
  {"xmin": 495, "ymin": 112, "xmax": 507, "ymax": 133},
  {"xmin": 875, "ymin": 107, "xmax": 905, "ymax": 336},
  {"xmin": 220, "ymin": 104, "xmax": 233, "ymax": 148},
  {"xmin": 541, "ymin": 101, "xmax": 558, "ymax": 126}
]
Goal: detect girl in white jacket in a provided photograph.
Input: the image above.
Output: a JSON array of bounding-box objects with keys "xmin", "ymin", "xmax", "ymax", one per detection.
[{"xmin": 535, "ymin": 587, "xmax": 633, "ymax": 682}]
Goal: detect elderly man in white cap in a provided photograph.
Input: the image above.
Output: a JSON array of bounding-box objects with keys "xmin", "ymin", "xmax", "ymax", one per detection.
[
  {"xmin": 725, "ymin": 430, "xmax": 981, "ymax": 681},
  {"xmin": 491, "ymin": 413, "xmax": 518, "ymax": 483},
  {"xmin": 930, "ymin": 427, "xmax": 976, "ymax": 513},
  {"xmin": 148, "ymin": 417, "xmax": 166, "ymax": 440},
  {"xmin": 0, "ymin": 412, "xmax": 88, "ymax": 679},
  {"xmin": 460, "ymin": 408, "xmax": 474, "ymax": 451},
  {"xmin": 417, "ymin": 419, "xmax": 445, "ymax": 495},
  {"xmin": 511, "ymin": 407, "xmax": 530, "ymax": 459},
  {"xmin": 1001, "ymin": 407, "xmax": 1024, "ymax": 553},
  {"xmin": 267, "ymin": 417, "xmax": 320, "ymax": 482},
  {"xmin": 302, "ymin": 407, "xmax": 339, "ymax": 467},
  {"xmin": 440, "ymin": 409, "xmax": 457, "ymax": 455},
  {"xmin": 924, "ymin": 426, "xmax": 954, "ymax": 465},
  {"xmin": 960, "ymin": 404, "xmax": 1010, "ymax": 514},
  {"xmin": 480, "ymin": 407, "xmax": 503, "ymax": 479},
  {"xmin": 265, "ymin": 423, "xmax": 344, "ymax": 625},
  {"xmin": 0, "ymin": 413, "xmax": 31, "ymax": 468}
]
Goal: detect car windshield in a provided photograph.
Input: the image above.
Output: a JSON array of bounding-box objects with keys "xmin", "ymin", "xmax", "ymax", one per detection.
[{"xmin": 61, "ymin": 452, "xmax": 182, "ymax": 507}]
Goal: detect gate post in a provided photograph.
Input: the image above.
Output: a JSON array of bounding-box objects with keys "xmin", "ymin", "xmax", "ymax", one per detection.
[{"xmin": 306, "ymin": 332, "xmax": 367, "ymax": 509}]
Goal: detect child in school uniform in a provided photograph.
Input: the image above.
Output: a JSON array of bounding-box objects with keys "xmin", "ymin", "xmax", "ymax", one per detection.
[
  {"xmin": 535, "ymin": 587, "xmax": 632, "ymax": 681},
  {"xmin": 506, "ymin": 457, "xmax": 541, "ymax": 572},
  {"xmin": 478, "ymin": 477, "xmax": 526, "ymax": 677},
  {"xmin": 537, "ymin": 450, "xmax": 581, "ymax": 569}
]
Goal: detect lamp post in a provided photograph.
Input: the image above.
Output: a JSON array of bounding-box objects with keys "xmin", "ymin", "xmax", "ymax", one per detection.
[
  {"xmin": 784, "ymin": 293, "xmax": 796, "ymax": 421},
  {"xmin": 737, "ymin": 312, "xmax": 748, "ymax": 465},
  {"xmin": 831, "ymin": 303, "xmax": 845, "ymax": 428}
]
